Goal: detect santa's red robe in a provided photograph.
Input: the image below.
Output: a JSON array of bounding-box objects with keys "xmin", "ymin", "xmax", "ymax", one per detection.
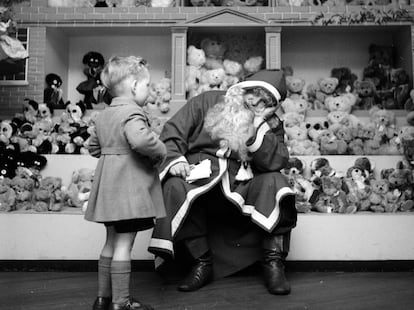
[{"xmin": 148, "ymin": 90, "xmax": 296, "ymax": 278}]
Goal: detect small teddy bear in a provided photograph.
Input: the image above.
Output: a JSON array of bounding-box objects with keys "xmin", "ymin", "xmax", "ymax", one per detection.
[
  {"xmin": 64, "ymin": 168, "xmax": 95, "ymax": 210},
  {"xmin": 285, "ymin": 76, "xmax": 306, "ymax": 100},
  {"xmin": 243, "ymin": 56, "xmax": 264, "ymax": 77},
  {"xmin": 368, "ymin": 106, "xmax": 397, "ymax": 143},
  {"xmin": 325, "ymin": 93, "xmax": 357, "ymax": 114},
  {"xmin": 308, "ymin": 77, "xmax": 338, "ymax": 110},
  {"xmin": 222, "ymin": 59, "xmax": 242, "ymax": 89},
  {"xmin": 353, "ymin": 80, "xmax": 378, "ymax": 110},
  {"xmin": 44, "ymin": 73, "xmax": 65, "ymax": 109},
  {"xmin": 331, "ymin": 67, "xmax": 358, "ymax": 95},
  {"xmin": 147, "ymin": 78, "xmax": 171, "ymax": 113},
  {"xmin": 198, "ymin": 68, "xmax": 226, "ymax": 94},
  {"xmin": 318, "ymin": 128, "xmax": 347, "ymax": 155},
  {"xmin": 0, "ymin": 178, "xmax": 16, "ymax": 212},
  {"xmin": 369, "ymin": 179, "xmax": 390, "ymax": 212},
  {"xmin": 285, "ymin": 125, "xmax": 320, "ymax": 156},
  {"xmin": 281, "ymin": 97, "xmax": 308, "ymax": 116}
]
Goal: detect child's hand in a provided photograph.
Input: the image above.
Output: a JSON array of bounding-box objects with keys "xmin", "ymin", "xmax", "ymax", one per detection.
[{"xmin": 169, "ymin": 162, "xmax": 191, "ymax": 179}]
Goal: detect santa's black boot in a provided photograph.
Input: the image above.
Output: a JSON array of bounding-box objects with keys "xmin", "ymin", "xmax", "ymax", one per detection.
[
  {"xmin": 177, "ymin": 252, "xmax": 213, "ymax": 292},
  {"xmin": 262, "ymin": 233, "xmax": 291, "ymax": 295}
]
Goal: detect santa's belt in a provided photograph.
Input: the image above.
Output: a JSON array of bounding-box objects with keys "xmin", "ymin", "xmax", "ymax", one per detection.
[{"xmin": 101, "ymin": 147, "xmax": 131, "ymax": 155}]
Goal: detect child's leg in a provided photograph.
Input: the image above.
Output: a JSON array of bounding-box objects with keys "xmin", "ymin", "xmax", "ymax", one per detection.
[
  {"xmin": 97, "ymin": 225, "xmax": 116, "ymax": 298},
  {"xmin": 111, "ymin": 231, "xmax": 137, "ymax": 305}
]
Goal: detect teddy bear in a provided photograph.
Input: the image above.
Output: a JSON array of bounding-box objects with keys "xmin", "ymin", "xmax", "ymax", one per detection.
[
  {"xmin": 147, "ymin": 78, "xmax": 171, "ymax": 113},
  {"xmin": 76, "ymin": 51, "xmax": 111, "ymax": 109},
  {"xmin": 309, "ymin": 157, "xmax": 336, "ymax": 191},
  {"xmin": 348, "ymin": 138, "xmax": 364, "ymax": 155},
  {"xmin": 368, "ymin": 106, "xmax": 397, "ymax": 142},
  {"xmin": 281, "ymin": 157, "xmax": 319, "ymax": 213},
  {"xmin": 41, "ymin": 176, "xmax": 64, "ymax": 212},
  {"xmin": 0, "ymin": 178, "xmax": 16, "ymax": 212},
  {"xmin": 314, "ymin": 176, "xmax": 354, "ymax": 213},
  {"xmin": 326, "ymin": 110, "xmax": 359, "ymax": 133},
  {"xmin": 44, "ymin": 73, "xmax": 66, "ymax": 109},
  {"xmin": 318, "ymin": 128, "xmax": 347, "ymax": 155},
  {"xmin": 306, "ymin": 120, "xmax": 330, "ymax": 143},
  {"xmin": 200, "ymin": 37, "xmax": 227, "ymax": 70},
  {"xmin": 30, "ymin": 119, "xmax": 58, "ymax": 154},
  {"xmin": 282, "ymin": 112, "xmax": 305, "ymax": 130},
  {"xmin": 198, "ymin": 68, "xmax": 226, "ymax": 94},
  {"xmin": 325, "ymin": 92, "xmax": 357, "ymax": 114},
  {"xmin": 37, "ymin": 102, "xmax": 55, "ymax": 123},
  {"xmin": 331, "ymin": 67, "xmax": 358, "ymax": 94},
  {"xmin": 353, "ymin": 80, "xmax": 378, "ymax": 110},
  {"xmin": 381, "ymin": 162, "xmax": 414, "ymax": 212},
  {"xmin": 285, "ymin": 75, "xmax": 306, "ymax": 100},
  {"xmin": 10, "ymin": 172, "xmax": 35, "ymax": 210},
  {"xmin": 307, "ymin": 77, "xmax": 338, "ymax": 110},
  {"xmin": 222, "ymin": 59, "xmax": 242, "ymax": 89},
  {"xmin": 185, "ymin": 45, "xmax": 206, "ymax": 98},
  {"xmin": 243, "ymin": 56, "xmax": 264, "ymax": 76},
  {"xmin": 342, "ymin": 164, "xmax": 371, "ymax": 212},
  {"xmin": 404, "ymin": 89, "xmax": 414, "ymax": 126},
  {"xmin": 285, "ymin": 125, "xmax": 320, "ymax": 156},
  {"xmin": 20, "ymin": 98, "xmax": 39, "ymax": 125},
  {"xmin": 369, "ymin": 179, "xmax": 390, "ymax": 212},
  {"xmin": 281, "ymin": 97, "xmax": 308, "ymax": 116},
  {"xmin": 63, "ymin": 168, "xmax": 95, "ymax": 211},
  {"xmin": 390, "ymin": 68, "xmax": 411, "ymax": 109}
]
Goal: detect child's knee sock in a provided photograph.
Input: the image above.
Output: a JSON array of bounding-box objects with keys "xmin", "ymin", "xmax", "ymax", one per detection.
[
  {"xmin": 98, "ymin": 255, "xmax": 112, "ymax": 297},
  {"xmin": 111, "ymin": 260, "xmax": 131, "ymax": 305}
]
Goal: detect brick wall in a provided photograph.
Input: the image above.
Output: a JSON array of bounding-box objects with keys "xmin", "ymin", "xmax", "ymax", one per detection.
[{"xmin": 0, "ymin": 0, "xmax": 413, "ymax": 117}]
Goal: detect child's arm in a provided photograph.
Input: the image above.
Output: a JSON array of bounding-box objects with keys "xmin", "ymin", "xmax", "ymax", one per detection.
[
  {"xmin": 123, "ymin": 111, "xmax": 167, "ymax": 165},
  {"xmin": 86, "ymin": 128, "xmax": 101, "ymax": 158}
]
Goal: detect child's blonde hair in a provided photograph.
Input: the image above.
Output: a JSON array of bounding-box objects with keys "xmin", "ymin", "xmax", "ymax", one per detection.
[{"xmin": 100, "ymin": 55, "xmax": 148, "ymax": 96}]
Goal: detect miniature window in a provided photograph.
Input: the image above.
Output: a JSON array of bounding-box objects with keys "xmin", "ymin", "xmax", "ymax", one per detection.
[{"xmin": 0, "ymin": 27, "xmax": 29, "ymax": 86}]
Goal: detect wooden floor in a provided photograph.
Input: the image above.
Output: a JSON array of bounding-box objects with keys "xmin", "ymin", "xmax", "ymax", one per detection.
[{"xmin": 1, "ymin": 269, "xmax": 414, "ymax": 310}]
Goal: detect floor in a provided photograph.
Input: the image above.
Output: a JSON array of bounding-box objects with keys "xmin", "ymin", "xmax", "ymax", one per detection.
[{"xmin": 1, "ymin": 269, "xmax": 414, "ymax": 310}]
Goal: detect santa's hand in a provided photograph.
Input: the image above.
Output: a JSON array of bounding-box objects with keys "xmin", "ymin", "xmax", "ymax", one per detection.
[
  {"xmin": 254, "ymin": 106, "xmax": 278, "ymax": 127},
  {"xmin": 169, "ymin": 162, "xmax": 191, "ymax": 179}
]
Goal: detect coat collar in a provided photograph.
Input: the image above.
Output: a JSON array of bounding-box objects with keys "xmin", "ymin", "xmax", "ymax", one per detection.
[{"xmin": 110, "ymin": 97, "xmax": 137, "ymax": 107}]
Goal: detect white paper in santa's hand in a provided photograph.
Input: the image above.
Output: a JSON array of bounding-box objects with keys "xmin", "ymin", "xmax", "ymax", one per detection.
[{"xmin": 186, "ymin": 159, "xmax": 212, "ymax": 183}]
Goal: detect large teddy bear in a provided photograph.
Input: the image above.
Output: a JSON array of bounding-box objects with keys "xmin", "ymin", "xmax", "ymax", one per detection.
[
  {"xmin": 308, "ymin": 77, "xmax": 338, "ymax": 110},
  {"xmin": 185, "ymin": 45, "xmax": 206, "ymax": 98},
  {"xmin": 200, "ymin": 37, "xmax": 227, "ymax": 70}
]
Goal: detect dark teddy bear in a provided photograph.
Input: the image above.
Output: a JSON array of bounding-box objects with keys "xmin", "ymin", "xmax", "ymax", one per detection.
[
  {"xmin": 353, "ymin": 80, "xmax": 378, "ymax": 110},
  {"xmin": 76, "ymin": 51, "xmax": 112, "ymax": 109},
  {"xmin": 331, "ymin": 67, "xmax": 358, "ymax": 95},
  {"xmin": 44, "ymin": 73, "xmax": 66, "ymax": 109}
]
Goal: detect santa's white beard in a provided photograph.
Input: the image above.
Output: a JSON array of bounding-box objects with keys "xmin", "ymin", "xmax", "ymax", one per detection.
[{"xmin": 204, "ymin": 87, "xmax": 255, "ymax": 161}]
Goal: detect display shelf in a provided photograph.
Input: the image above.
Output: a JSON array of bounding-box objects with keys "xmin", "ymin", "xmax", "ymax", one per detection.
[{"xmin": 2, "ymin": 209, "xmax": 413, "ymax": 261}]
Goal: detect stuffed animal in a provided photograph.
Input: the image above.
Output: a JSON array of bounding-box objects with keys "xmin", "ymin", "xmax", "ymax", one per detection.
[
  {"xmin": 342, "ymin": 164, "xmax": 371, "ymax": 212},
  {"xmin": 404, "ymin": 89, "xmax": 414, "ymax": 126},
  {"xmin": 37, "ymin": 102, "xmax": 55, "ymax": 123},
  {"xmin": 282, "ymin": 112, "xmax": 305, "ymax": 130},
  {"xmin": 353, "ymin": 80, "xmax": 378, "ymax": 110},
  {"xmin": 200, "ymin": 37, "xmax": 227, "ymax": 70},
  {"xmin": 40, "ymin": 176, "xmax": 64, "ymax": 212},
  {"xmin": 390, "ymin": 68, "xmax": 411, "ymax": 109},
  {"xmin": 31, "ymin": 119, "xmax": 58, "ymax": 154},
  {"xmin": 64, "ymin": 168, "xmax": 95, "ymax": 211},
  {"xmin": 285, "ymin": 125, "xmax": 320, "ymax": 156},
  {"xmin": 147, "ymin": 78, "xmax": 171, "ymax": 113},
  {"xmin": 331, "ymin": 67, "xmax": 357, "ymax": 94},
  {"xmin": 44, "ymin": 73, "xmax": 65, "ymax": 109},
  {"xmin": 306, "ymin": 120, "xmax": 329, "ymax": 143},
  {"xmin": 368, "ymin": 106, "xmax": 397, "ymax": 142},
  {"xmin": 282, "ymin": 157, "xmax": 319, "ymax": 212},
  {"xmin": 185, "ymin": 45, "xmax": 206, "ymax": 98},
  {"xmin": 322, "ymin": 176, "xmax": 356, "ymax": 214},
  {"xmin": 32, "ymin": 177, "xmax": 56, "ymax": 212},
  {"xmin": 0, "ymin": 178, "xmax": 16, "ymax": 212},
  {"xmin": 309, "ymin": 157, "xmax": 336, "ymax": 190},
  {"xmin": 285, "ymin": 76, "xmax": 306, "ymax": 99},
  {"xmin": 308, "ymin": 77, "xmax": 338, "ymax": 110},
  {"xmin": 281, "ymin": 97, "xmax": 308, "ymax": 116},
  {"xmin": 348, "ymin": 138, "xmax": 364, "ymax": 155},
  {"xmin": 368, "ymin": 179, "xmax": 390, "ymax": 212},
  {"xmin": 318, "ymin": 128, "xmax": 348, "ymax": 155},
  {"xmin": 325, "ymin": 93, "xmax": 357, "ymax": 114},
  {"xmin": 10, "ymin": 172, "xmax": 35, "ymax": 210},
  {"xmin": 326, "ymin": 110, "xmax": 359, "ymax": 133},
  {"xmin": 243, "ymin": 56, "xmax": 263, "ymax": 76},
  {"xmin": 76, "ymin": 51, "xmax": 111, "ymax": 109},
  {"xmin": 222, "ymin": 59, "xmax": 242, "ymax": 89},
  {"xmin": 198, "ymin": 68, "xmax": 226, "ymax": 93},
  {"xmin": 381, "ymin": 162, "xmax": 414, "ymax": 212},
  {"xmin": 21, "ymin": 98, "xmax": 39, "ymax": 124}
]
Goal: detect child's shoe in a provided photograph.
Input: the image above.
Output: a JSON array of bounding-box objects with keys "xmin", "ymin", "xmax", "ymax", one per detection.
[
  {"xmin": 109, "ymin": 298, "xmax": 154, "ymax": 310},
  {"xmin": 92, "ymin": 296, "xmax": 111, "ymax": 310}
]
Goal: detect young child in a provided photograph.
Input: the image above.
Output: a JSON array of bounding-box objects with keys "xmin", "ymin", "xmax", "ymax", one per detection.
[{"xmin": 85, "ymin": 55, "xmax": 166, "ymax": 310}]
